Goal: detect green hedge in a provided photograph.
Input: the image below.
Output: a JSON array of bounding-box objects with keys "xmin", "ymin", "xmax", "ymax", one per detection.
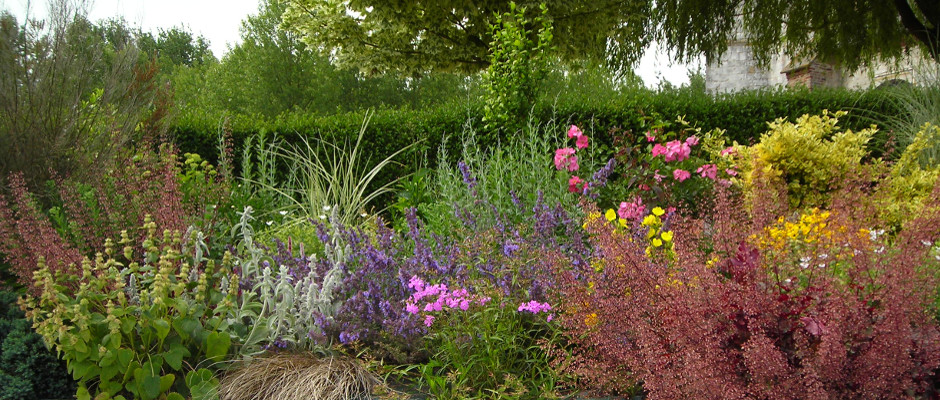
[{"xmin": 169, "ymin": 87, "xmax": 898, "ymax": 208}]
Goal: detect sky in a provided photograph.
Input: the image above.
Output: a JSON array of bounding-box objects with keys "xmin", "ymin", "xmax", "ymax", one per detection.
[{"xmin": 2, "ymin": 0, "xmax": 701, "ymax": 87}]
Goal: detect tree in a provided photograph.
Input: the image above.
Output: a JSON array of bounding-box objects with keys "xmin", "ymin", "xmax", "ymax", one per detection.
[
  {"xmin": 281, "ymin": 0, "xmax": 651, "ymax": 75},
  {"xmin": 282, "ymin": 0, "xmax": 939, "ymax": 75}
]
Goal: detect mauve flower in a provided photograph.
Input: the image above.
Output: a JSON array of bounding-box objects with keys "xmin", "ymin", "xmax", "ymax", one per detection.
[
  {"xmin": 645, "ymin": 132, "xmax": 656, "ymax": 142},
  {"xmin": 720, "ymin": 146, "xmax": 736, "ymax": 156},
  {"xmin": 424, "ymin": 315, "xmax": 435, "ymax": 327},
  {"xmin": 685, "ymin": 136, "xmax": 699, "ymax": 146},
  {"xmin": 726, "ymin": 168, "xmax": 738, "ymax": 176},
  {"xmin": 673, "ymin": 169, "xmax": 691, "ymax": 182}
]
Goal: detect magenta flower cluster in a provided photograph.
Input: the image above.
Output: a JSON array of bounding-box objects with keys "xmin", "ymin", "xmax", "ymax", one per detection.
[
  {"xmin": 518, "ymin": 300, "xmax": 554, "ymax": 322},
  {"xmin": 405, "ymin": 275, "xmax": 490, "ymax": 327}
]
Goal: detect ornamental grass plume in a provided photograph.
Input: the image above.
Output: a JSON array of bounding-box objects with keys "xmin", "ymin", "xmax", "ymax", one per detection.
[
  {"xmin": 218, "ymin": 352, "xmax": 378, "ymax": 400},
  {"xmin": 558, "ymin": 177, "xmax": 940, "ymax": 399}
]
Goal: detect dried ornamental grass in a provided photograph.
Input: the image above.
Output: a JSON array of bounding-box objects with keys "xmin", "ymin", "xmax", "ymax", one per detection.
[{"xmin": 219, "ymin": 352, "xmax": 379, "ymax": 400}]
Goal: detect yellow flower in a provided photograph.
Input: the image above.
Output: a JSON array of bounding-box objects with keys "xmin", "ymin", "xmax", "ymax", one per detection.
[
  {"xmin": 652, "ymin": 207, "xmax": 665, "ymax": 216},
  {"xmin": 642, "ymin": 215, "xmax": 658, "ymax": 226},
  {"xmin": 618, "ymin": 218, "xmax": 628, "ymax": 228},
  {"xmin": 605, "ymin": 209, "xmax": 617, "ymax": 222},
  {"xmin": 661, "ymin": 230, "xmax": 674, "ymax": 242},
  {"xmin": 652, "ymin": 238, "xmax": 663, "ymax": 247}
]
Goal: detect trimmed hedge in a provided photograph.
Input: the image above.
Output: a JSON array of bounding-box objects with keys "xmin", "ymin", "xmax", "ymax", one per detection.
[{"xmin": 169, "ymin": 87, "xmax": 899, "ymax": 208}]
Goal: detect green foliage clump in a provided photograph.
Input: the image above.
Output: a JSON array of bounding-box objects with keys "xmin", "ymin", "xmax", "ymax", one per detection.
[
  {"xmin": 878, "ymin": 123, "xmax": 940, "ymax": 228},
  {"xmin": 735, "ymin": 111, "xmax": 875, "ymax": 208},
  {"xmin": 482, "ymin": 2, "xmax": 553, "ymax": 135},
  {"xmin": 0, "ymin": 290, "xmax": 74, "ymax": 400},
  {"xmin": 22, "ymin": 218, "xmax": 247, "ymax": 400}
]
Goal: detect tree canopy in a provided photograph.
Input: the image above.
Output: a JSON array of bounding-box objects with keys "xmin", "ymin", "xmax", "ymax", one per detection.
[{"xmin": 282, "ymin": 0, "xmax": 939, "ymax": 75}]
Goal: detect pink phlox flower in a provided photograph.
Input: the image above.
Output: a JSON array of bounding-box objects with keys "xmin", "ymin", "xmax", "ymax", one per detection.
[
  {"xmin": 576, "ymin": 134, "xmax": 589, "ymax": 149},
  {"xmin": 673, "ymin": 169, "xmax": 691, "ymax": 182},
  {"xmin": 408, "ymin": 275, "xmax": 425, "ymax": 292},
  {"xmin": 639, "ymin": 183, "xmax": 651, "ymax": 191},
  {"xmin": 645, "ymin": 132, "xmax": 656, "ymax": 142},
  {"xmin": 568, "ymin": 176, "xmax": 585, "ymax": 193},
  {"xmin": 424, "ymin": 301, "xmax": 443, "ymax": 312},
  {"xmin": 651, "ymin": 144, "xmax": 667, "ymax": 157},
  {"xmin": 726, "ymin": 168, "xmax": 738, "ymax": 176},
  {"xmin": 547, "ymin": 314, "xmax": 554, "ymax": 322},
  {"xmin": 554, "ymin": 148, "xmax": 579, "ymax": 171},
  {"xmin": 720, "ymin": 146, "xmax": 736, "ymax": 156},
  {"xmin": 696, "ymin": 164, "xmax": 718, "ymax": 180},
  {"xmin": 405, "ymin": 302, "xmax": 419, "ymax": 314},
  {"xmin": 568, "ymin": 125, "xmax": 583, "ymax": 138},
  {"xmin": 618, "ymin": 197, "xmax": 646, "ymax": 221},
  {"xmin": 685, "ymin": 136, "xmax": 699, "ymax": 146},
  {"xmin": 459, "ymin": 299, "xmax": 470, "ymax": 311},
  {"xmin": 424, "ymin": 314, "xmax": 435, "ymax": 327},
  {"xmin": 518, "ymin": 300, "xmax": 552, "ymax": 314},
  {"xmin": 479, "ymin": 296, "xmax": 491, "ymax": 305}
]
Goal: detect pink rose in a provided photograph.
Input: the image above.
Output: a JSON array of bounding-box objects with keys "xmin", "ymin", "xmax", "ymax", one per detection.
[
  {"xmin": 568, "ymin": 176, "xmax": 585, "ymax": 193},
  {"xmin": 673, "ymin": 169, "xmax": 691, "ymax": 182},
  {"xmin": 685, "ymin": 136, "xmax": 699, "ymax": 146},
  {"xmin": 568, "ymin": 125, "xmax": 583, "ymax": 138},
  {"xmin": 652, "ymin": 144, "xmax": 667, "ymax": 157},
  {"xmin": 696, "ymin": 164, "xmax": 718, "ymax": 180},
  {"xmin": 645, "ymin": 132, "xmax": 656, "ymax": 142},
  {"xmin": 618, "ymin": 196, "xmax": 646, "ymax": 221},
  {"xmin": 554, "ymin": 148, "xmax": 577, "ymax": 170},
  {"xmin": 576, "ymin": 134, "xmax": 589, "ymax": 149}
]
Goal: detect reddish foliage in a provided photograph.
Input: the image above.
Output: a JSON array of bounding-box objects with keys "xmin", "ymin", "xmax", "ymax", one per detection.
[
  {"xmin": 559, "ymin": 181, "xmax": 940, "ymax": 398},
  {"xmin": 0, "ymin": 142, "xmax": 199, "ymax": 290}
]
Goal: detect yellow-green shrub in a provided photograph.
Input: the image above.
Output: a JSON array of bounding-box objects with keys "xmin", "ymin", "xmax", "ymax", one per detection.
[
  {"xmin": 878, "ymin": 123, "xmax": 940, "ymax": 228},
  {"xmin": 735, "ymin": 111, "xmax": 876, "ymax": 208}
]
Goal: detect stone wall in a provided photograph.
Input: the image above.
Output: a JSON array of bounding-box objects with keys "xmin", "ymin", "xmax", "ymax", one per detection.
[{"xmin": 704, "ymin": 40, "xmax": 789, "ymax": 93}]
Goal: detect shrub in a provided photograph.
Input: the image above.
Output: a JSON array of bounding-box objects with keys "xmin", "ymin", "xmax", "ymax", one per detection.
[
  {"xmin": 733, "ymin": 111, "xmax": 876, "ymax": 209},
  {"xmin": 0, "ymin": 289, "xmax": 74, "ymax": 400},
  {"xmin": 22, "ymin": 220, "xmax": 248, "ymax": 400},
  {"xmin": 0, "ymin": 143, "xmax": 219, "ymax": 290},
  {"xmin": 558, "ymin": 180, "xmax": 940, "ymax": 398},
  {"xmin": 0, "ymin": 10, "xmax": 167, "ymax": 193}
]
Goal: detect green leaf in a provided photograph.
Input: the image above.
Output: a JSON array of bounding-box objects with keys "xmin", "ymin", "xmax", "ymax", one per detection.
[
  {"xmin": 172, "ymin": 316, "xmax": 201, "ymax": 340},
  {"xmin": 160, "ymin": 374, "xmax": 176, "ymax": 392},
  {"xmin": 117, "ymin": 348, "xmax": 134, "ymax": 368},
  {"xmin": 154, "ymin": 318, "xmax": 171, "ymax": 341},
  {"xmin": 121, "ymin": 317, "xmax": 136, "ymax": 334},
  {"xmin": 163, "ymin": 346, "xmax": 191, "ymax": 371},
  {"xmin": 134, "ymin": 367, "xmax": 162, "ymax": 400},
  {"xmin": 77, "ymin": 384, "xmax": 91, "ymax": 400},
  {"xmin": 205, "ymin": 332, "xmax": 231, "ymax": 362},
  {"xmin": 186, "ymin": 369, "xmax": 219, "ymax": 400},
  {"xmin": 166, "ymin": 393, "xmax": 185, "ymax": 400}
]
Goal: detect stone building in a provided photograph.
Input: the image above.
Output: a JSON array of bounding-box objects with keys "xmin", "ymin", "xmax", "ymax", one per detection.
[{"xmin": 705, "ymin": 27, "xmax": 929, "ymax": 93}]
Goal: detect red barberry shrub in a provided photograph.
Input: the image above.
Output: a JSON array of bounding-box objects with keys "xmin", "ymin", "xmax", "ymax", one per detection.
[
  {"xmin": 558, "ymin": 180, "xmax": 940, "ymax": 399},
  {"xmin": 0, "ymin": 142, "xmax": 222, "ymax": 290}
]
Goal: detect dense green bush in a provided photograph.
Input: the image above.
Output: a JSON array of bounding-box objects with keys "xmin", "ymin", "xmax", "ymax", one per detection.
[
  {"xmin": 0, "ymin": 290, "xmax": 74, "ymax": 400},
  {"xmin": 170, "ymin": 87, "xmax": 899, "ymax": 214}
]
